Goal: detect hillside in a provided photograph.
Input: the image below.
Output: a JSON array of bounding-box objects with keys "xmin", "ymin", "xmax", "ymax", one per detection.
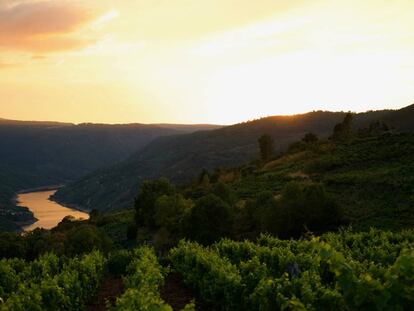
[
  {"xmin": 228, "ymin": 133, "xmax": 414, "ymax": 231},
  {"xmin": 0, "ymin": 119, "xmax": 219, "ymax": 231},
  {"xmin": 53, "ymin": 106, "xmax": 409, "ymax": 212},
  {"xmin": 2, "ymin": 128, "xmax": 414, "ymax": 309}
]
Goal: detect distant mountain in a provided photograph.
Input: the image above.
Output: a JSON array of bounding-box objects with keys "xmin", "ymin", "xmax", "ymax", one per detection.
[
  {"xmin": 153, "ymin": 124, "xmax": 223, "ymax": 131},
  {"xmin": 54, "ymin": 106, "xmax": 414, "ymax": 213},
  {"xmin": 0, "ymin": 119, "xmax": 219, "ymax": 231}
]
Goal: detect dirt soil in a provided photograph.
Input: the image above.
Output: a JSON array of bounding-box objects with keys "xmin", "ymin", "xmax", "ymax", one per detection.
[
  {"xmin": 86, "ymin": 277, "xmax": 124, "ymax": 311},
  {"xmin": 161, "ymin": 273, "xmax": 206, "ymax": 311}
]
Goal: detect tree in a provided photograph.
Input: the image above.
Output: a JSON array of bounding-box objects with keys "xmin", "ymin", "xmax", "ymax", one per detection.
[
  {"xmin": 65, "ymin": 225, "xmax": 112, "ymax": 256},
  {"xmin": 332, "ymin": 112, "xmax": 354, "ymax": 142},
  {"xmin": 250, "ymin": 191, "xmax": 279, "ymax": 234},
  {"xmin": 186, "ymin": 194, "xmax": 233, "ymax": 244},
  {"xmin": 368, "ymin": 121, "xmax": 390, "ymax": 135},
  {"xmin": 258, "ymin": 134, "xmax": 274, "ymax": 162},
  {"xmin": 275, "ymin": 182, "xmax": 341, "ymax": 238},
  {"xmin": 0, "ymin": 232, "xmax": 26, "ymax": 259},
  {"xmin": 134, "ymin": 178, "xmax": 175, "ymax": 228},
  {"xmin": 154, "ymin": 193, "xmax": 193, "ymax": 234},
  {"xmin": 198, "ymin": 169, "xmax": 211, "ymax": 188},
  {"xmin": 212, "ymin": 182, "xmax": 237, "ymax": 205},
  {"xmin": 302, "ymin": 132, "xmax": 319, "ymax": 144}
]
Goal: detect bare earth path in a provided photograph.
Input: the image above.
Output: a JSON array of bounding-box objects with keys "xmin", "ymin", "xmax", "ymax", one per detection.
[
  {"xmin": 86, "ymin": 277, "xmax": 124, "ymax": 311},
  {"xmin": 161, "ymin": 273, "xmax": 206, "ymax": 311}
]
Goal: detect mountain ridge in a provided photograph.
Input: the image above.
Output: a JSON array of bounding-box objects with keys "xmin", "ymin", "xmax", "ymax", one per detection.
[
  {"xmin": 54, "ymin": 105, "xmax": 414, "ymax": 213},
  {"xmin": 0, "ymin": 121, "xmax": 219, "ymax": 231}
]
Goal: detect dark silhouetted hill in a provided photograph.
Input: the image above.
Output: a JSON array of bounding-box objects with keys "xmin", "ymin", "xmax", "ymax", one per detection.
[
  {"xmin": 0, "ymin": 119, "xmax": 220, "ymax": 231},
  {"xmin": 54, "ymin": 106, "xmax": 414, "ymax": 213}
]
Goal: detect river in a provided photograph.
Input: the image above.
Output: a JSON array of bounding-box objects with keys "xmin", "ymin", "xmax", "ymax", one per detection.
[{"xmin": 17, "ymin": 190, "xmax": 89, "ymax": 231}]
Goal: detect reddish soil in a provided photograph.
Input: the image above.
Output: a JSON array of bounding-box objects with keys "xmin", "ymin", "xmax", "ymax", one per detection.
[
  {"xmin": 86, "ymin": 277, "xmax": 124, "ymax": 311},
  {"xmin": 161, "ymin": 273, "xmax": 205, "ymax": 311}
]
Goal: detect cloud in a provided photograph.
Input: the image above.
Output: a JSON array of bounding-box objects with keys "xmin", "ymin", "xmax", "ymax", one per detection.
[
  {"xmin": 0, "ymin": 0, "xmax": 98, "ymax": 53},
  {"xmin": 0, "ymin": 60, "xmax": 19, "ymax": 69}
]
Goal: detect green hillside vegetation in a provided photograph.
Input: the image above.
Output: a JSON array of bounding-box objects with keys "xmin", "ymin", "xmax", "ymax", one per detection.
[
  {"xmin": 54, "ymin": 106, "xmax": 412, "ymax": 213},
  {"xmin": 124, "ymin": 119, "xmax": 413, "ymax": 250},
  {"xmin": 1, "ymin": 112, "xmax": 414, "ymax": 309},
  {"xmin": 0, "ymin": 119, "xmax": 218, "ymax": 231},
  {"xmin": 1, "ymin": 227, "xmax": 413, "ymax": 310}
]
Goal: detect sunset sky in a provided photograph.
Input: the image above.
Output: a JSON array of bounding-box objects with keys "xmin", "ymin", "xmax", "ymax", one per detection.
[{"xmin": 1, "ymin": 0, "xmax": 414, "ymax": 125}]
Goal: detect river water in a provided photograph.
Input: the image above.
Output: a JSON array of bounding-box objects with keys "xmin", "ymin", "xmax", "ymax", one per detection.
[{"xmin": 17, "ymin": 190, "xmax": 89, "ymax": 231}]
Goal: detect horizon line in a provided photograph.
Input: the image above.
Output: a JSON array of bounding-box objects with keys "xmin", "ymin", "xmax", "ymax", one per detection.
[{"xmin": 0, "ymin": 104, "xmax": 411, "ymax": 127}]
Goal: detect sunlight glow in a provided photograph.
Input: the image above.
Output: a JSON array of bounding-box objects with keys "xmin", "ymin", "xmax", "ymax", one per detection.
[
  {"xmin": 1, "ymin": 0, "xmax": 413, "ymax": 124},
  {"xmin": 92, "ymin": 9, "xmax": 119, "ymax": 29}
]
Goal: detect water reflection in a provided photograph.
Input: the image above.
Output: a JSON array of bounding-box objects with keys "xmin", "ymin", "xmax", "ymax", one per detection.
[{"xmin": 18, "ymin": 190, "xmax": 89, "ymax": 231}]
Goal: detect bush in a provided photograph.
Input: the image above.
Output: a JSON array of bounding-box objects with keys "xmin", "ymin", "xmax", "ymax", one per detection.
[
  {"xmin": 135, "ymin": 178, "xmax": 175, "ymax": 229},
  {"xmin": 186, "ymin": 194, "xmax": 234, "ymax": 244},
  {"xmin": 269, "ymin": 182, "xmax": 341, "ymax": 238},
  {"xmin": 1, "ymin": 252, "xmax": 106, "ymax": 311},
  {"xmin": 112, "ymin": 246, "xmax": 195, "ymax": 311},
  {"xmin": 65, "ymin": 225, "xmax": 112, "ymax": 256},
  {"xmin": 304, "ymin": 156, "xmax": 344, "ymax": 174},
  {"xmin": 108, "ymin": 250, "xmax": 133, "ymax": 277}
]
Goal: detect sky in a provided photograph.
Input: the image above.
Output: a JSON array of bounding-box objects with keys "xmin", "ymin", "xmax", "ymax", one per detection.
[{"xmin": 1, "ymin": 0, "xmax": 414, "ymax": 125}]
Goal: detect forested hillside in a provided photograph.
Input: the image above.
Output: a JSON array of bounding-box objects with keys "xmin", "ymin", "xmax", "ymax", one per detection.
[
  {"xmin": 0, "ymin": 119, "xmax": 219, "ymax": 231},
  {"xmin": 1, "ymin": 112, "xmax": 414, "ymax": 309},
  {"xmin": 53, "ymin": 105, "xmax": 413, "ymax": 213}
]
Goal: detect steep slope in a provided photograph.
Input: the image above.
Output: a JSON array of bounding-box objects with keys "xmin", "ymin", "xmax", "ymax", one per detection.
[
  {"xmin": 232, "ymin": 132, "xmax": 414, "ymax": 230},
  {"xmin": 0, "ymin": 119, "xmax": 219, "ymax": 231},
  {"xmin": 54, "ymin": 108, "xmax": 397, "ymax": 212},
  {"xmin": 382, "ymin": 103, "xmax": 414, "ymax": 131}
]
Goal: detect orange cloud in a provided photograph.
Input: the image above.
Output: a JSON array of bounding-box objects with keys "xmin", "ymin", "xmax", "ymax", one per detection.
[
  {"xmin": 0, "ymin": 0, "xmax": 96, "ymax": 53},
  {"xmin": 0, "ymin": 59, "xmax": 18, "ymax": 68}
]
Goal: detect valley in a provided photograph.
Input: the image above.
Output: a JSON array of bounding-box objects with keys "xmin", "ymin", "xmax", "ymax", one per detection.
[
  {"xmin": 2, "ymin": 1, "xmax": 414, "ymax": 308},
  {"xmin": 18, "ymin": 190, "xmax": 89, "ymax": 231},
  {"xmin": 0, "ymin": 119, "xmax": 220, "ymax": 231},
  {"xmin": 0, "ymin": 108, "xmax": 413, "ymax": 310},
  {"xmin": 54, "ymin": 105, "xmax": 414, "ymax": 214}
]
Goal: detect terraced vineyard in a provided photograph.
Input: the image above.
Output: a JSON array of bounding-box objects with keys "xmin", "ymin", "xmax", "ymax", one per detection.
[
  {"xmin": 169, "ymin": 229, "xmax": 414, "ymax": 311},
  {"xmin": 0, "ymin": 252, "xmax": 106, "ymax": 310},
  {"xmin": 0, "ymin": 230, "xmax": 413, "ymax": 310}
]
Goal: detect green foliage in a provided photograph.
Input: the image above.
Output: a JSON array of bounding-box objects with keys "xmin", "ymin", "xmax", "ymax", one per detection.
[
  {"xmin": 358, "ymin": 121, "xmax": 391, "ymax": 137},
  {"xmin": 198, "ymin": 168, "xmax": 211, "ymax": 188},
  {"xmin": 248, "ymin": 191, "xmax": 278, "ymax": 234},
  {"xmin": 245, "ymin": 183, "xmax": 341, "ymax": 238},
  {"xmin": 332, "ymin": 112, "xmax": 354, "ymax": 142},
  {"xmin": 113, "ymin": 246, "xmax": 194, "ymax": 311},
  {"xmin": 135, "ymin": 178, "xmax": 175, "ymax": 228},
  {"xmin": 302, "ymin": 132, "xmax": 319, "ymax": 144},
  {"xmin": 276, "ymin": 182, "xmax": 341, "ymax": 237},
  {"xmin": 0, "ymin": 222, "xmax": 113, "ymax": 261},
  {"xmin": 170, "ymin": 229, "xmax": 414, "ymax": 310},
  {"xmin": 108, "ymin": 250, "xmax": 134, "ymax": 277},
  {"xmin": 170, "ymin": 241, "xmax": 243, "ymax": 310},
  {"xmin": 152, "ymin": 193, "xmax": 193, "ymax": 250},
  {"xmin": 0, "ymin": 252, "xmax": 106, "ymax": 311},
  {"xmin": 154, "ymin": 194, "xmax": 192, "ymax": 234},
  {"xmin": 0, "ymin": 121, "xmax": 187, "ymax": 231},
  {"xmin": 122, "ymin": 133, "xmax": 414, "ymax": 244},
  {"xmin": 54, "ymin": 106, "xmax": 414, "ymax": 213},
  {"xmin": 0, "ymin": 232, "xmax": 26, "ymax": 259},
  {"xmin": 212, "ymin": 182, "xmax": 237, "ymax": 205},
  {"xmin": 186, "ymin": 194, "xmax": 234, "ymax": 245},
  {"xmin": 233, "ymin": 133, "xmax": 414, "ymax": 231},
  {"xmin": 65, "ymin": 225, "xmax": 113, "ymax": 257}
]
